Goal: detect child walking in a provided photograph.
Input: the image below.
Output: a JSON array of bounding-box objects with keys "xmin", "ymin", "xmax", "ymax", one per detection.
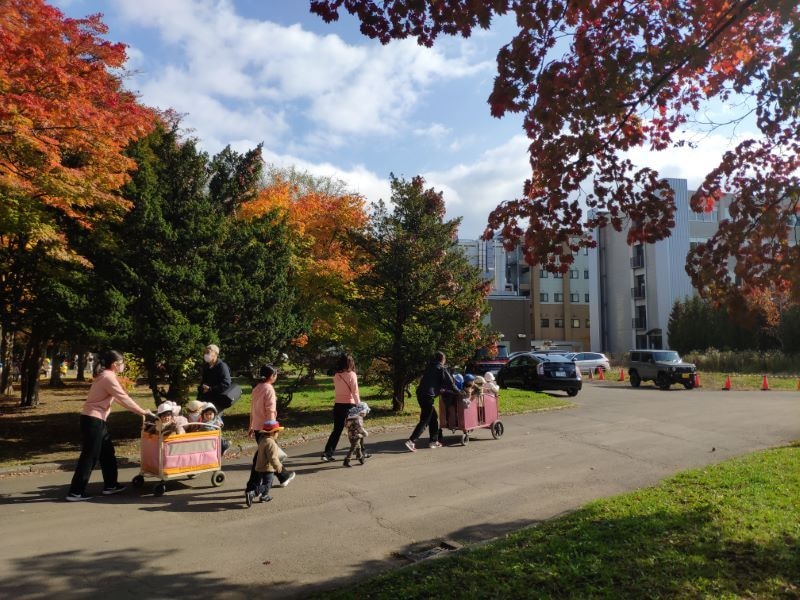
[
  {"xmin": 246, "ymin": 421, "xmax": 295, "ymax": 507},
  {"xmin": 343, "ymin": 402, "xmax": 370, "ymax": 467}
]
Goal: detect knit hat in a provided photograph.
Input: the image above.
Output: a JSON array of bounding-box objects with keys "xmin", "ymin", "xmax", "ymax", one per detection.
[
  {"xmin": 483, "ymin": 372, "xmax": 496, "ymax": 382},
  {"xmin": 262, "ymin": 420, "xmax": 284, "ymax": 432},
  {"xmin": 206, "ymin": 344, "xmax": 220, "ymax": 355}
]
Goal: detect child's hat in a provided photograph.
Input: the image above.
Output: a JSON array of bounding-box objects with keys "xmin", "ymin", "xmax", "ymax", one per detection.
[
  {"xmin": 347, "ymin": 402, "xmax": 369, "ymax": 418},
  {"xmin": 473, "ymin": 376, "xmax": 486, "ymax": 386},
  {"xmin": 156, "ymin": 401, "xmax": 178, "ymax": 416},
  {"xmin": 262, "ymin": 420, "xmax": 284, "ymax": 432},
  {"xmin": 483, "ymin": 372, "xmax": 496, "ymax": 382},
  {"xmin": 185, "ymin": 400, "xmax": 204, "ymax": 413},
  {"xmin": 201, "ymin": 402, "xmax": 218, "ymax": 415}
]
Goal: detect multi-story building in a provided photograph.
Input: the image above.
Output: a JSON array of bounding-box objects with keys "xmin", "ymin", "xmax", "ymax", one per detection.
[
  {"xmin": 456, "ymin": 238, "xmax": 591, "ymax": 354},
  {"xmin": 589, "ymin": 177, "xmax": 734, "ymax": 356}
]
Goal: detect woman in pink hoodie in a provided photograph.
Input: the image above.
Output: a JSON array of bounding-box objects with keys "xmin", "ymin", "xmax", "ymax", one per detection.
[
  {"xmin": 66, "ymin": 350, "xmax": 152, "ymax": 501},
  {"xmin": 321, "ymin": 354, "xmax": 362, "ymax": 462}
]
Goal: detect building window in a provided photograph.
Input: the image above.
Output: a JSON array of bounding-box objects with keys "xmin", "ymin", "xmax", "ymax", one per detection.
[
  {"xmin": 540, "ymin": 318, "xmax": 549, "ymax": 328},
  {"xmin": 539, "ymin": 293, "xmax": 549, "ymax": 302},
  {"xmin": 584, "ymin": 293, "xmax": 590, "ymax": 303},
  {"xmin": 585, "ymin": 319, "xmax": 590, "ymax": 328},
  {"xmin": 572, "ymin": 318, "xmax": 580, "ymax": 328},
  {"xmin": 539, "ymin": 269, "xmax": 548, "ymax": 278},
  {"xmin": 553, "ymin": 272, "xmax": 563, "ymax": 279},
  {"xmin": 689, "ymin": 208, "xmax": 717, "ymax": 222},
  {"xmin": 570, "ymin": 270, "xmax": 578, "ymax": 279},
  {"xmin": 583, "ymin": 270, "xmax": 589, "ymax": 279},
  {"xmin": 570, "ymin": 293, "xmax": 579, "ymax": 302},
  {"xmin": 554, "ymin": 318, "xmax": 564, "ymax": 328},
  {"xmin": 583, "ymin": 247, "xmax": 589, "ymax": 256},
  {"xmin": 554, "ymin": 292, "xmax": 563, "ymax": 302}
]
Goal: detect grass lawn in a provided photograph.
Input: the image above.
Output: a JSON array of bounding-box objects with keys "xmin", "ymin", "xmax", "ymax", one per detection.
[
  {"xmin": 317, "ymin": 444, "xmax": 800, "ymax": 599},
  {"xmin": 0, "ymin": 375, "xmax": 568, "ymax": 468}
]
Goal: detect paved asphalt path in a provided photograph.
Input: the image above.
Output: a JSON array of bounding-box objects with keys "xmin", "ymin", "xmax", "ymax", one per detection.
[{"xmin": 1, "ymin": 385, "xmax": 797, "ymax": 598}]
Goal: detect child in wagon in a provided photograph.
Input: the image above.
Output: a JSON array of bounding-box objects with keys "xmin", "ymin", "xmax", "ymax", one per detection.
[{"xmin": 343, "ymin": 402, "xmax": 370, "ymax": 467}]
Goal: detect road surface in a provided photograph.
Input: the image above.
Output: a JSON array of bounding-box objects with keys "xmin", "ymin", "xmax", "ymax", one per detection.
[{"xmin": 1, "ymin": 385, "xmax": 797, "ymax": 598}]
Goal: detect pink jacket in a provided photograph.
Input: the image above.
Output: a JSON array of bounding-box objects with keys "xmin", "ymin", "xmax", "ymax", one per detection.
[
  {"xmin": 249, "ymin": 381, "xmax": 277, "ymax": 432},
  {"xmin": 333, "ymin": 370, "xmax": 359, "ymax": 404},
  {"xmin": 81, "ymin": 368, "xmax": 148, "ymax": 421}
]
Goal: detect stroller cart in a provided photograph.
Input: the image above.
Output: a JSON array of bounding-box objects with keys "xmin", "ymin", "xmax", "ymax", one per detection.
[
  {"xmin": 439, "ymin": 389, "xmax": 504, "ymax": 445},
  {"xmin": 133, "ymin": 420, "xmax": 225, "ymax": 496}
]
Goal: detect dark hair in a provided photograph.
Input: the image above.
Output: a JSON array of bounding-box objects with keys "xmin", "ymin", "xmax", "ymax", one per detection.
[
  {"xmin": 434, "ymin": 351, "xmax": 446, "ymax": 364},
  {"xmin": 335, "ymin": 353, "xmax": 355, "ymax": 373},
  {"xmin": 258, "ymin": 364, "xmax": 277, "ymax": 382},
  {"xmin": 102, "ymin": 350, "xmax": 123, "ymax": 369}
]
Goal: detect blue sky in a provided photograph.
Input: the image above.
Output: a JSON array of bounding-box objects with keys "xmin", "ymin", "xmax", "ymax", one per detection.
[{"xmin": 54, "ymin": 0, "xmax": 754, "ymax": 238}]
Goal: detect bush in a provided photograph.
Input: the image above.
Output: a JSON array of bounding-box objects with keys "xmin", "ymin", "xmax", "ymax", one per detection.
[{"xmin": 682, "ymin": 348, "xmax": 800, "ymax": 375}]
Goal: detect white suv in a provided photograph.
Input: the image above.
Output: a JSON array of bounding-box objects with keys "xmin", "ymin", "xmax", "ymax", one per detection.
[{"xmin": 566, "ymin": 352, "xmax": 611, "ymax": 375}]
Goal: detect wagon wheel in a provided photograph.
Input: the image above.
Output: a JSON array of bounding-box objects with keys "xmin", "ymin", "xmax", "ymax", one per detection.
[
  {"xmin": 211, "ymin": 470, "xmax": 226, "ymax": 487},
  {"xmin": 154, "ymin": 482, "xmax": 166, "ymax": 496},
  {"xmin": 132, "ymin": 475, "xmax": 144, "ymax": 488},
  {"xmin": 491, "ymin": 421, "xmax": 505, "ymax": 439},
  {"xmin": 461, "ymin": 432, "xmax": 470, "ymax": 446}
]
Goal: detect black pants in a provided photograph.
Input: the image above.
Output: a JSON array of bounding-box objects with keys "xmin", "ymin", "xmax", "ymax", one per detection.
[
  {"xmin": 69, "ymin": 415, "xmax": 118, "ymax": 495},
  {"xmin": 409, "ymin": 392, "xmax": 438, "ymax": 443},
  {"xmin": 200, "ymin": 392, "xmax": 233, "ymax": 413},
  {"xmin": 323, "ymin": 403, "xmax": 352, "ymax": 458}
]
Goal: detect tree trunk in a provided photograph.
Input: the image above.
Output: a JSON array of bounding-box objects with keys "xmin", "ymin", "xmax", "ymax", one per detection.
[
  {"xmin": 145, "ymin": 354, "xmax": 161, "ymax": 406},
  {"xmin": 75, "ymin": 347, "xmax": 88, "ymax": 382},
  {"xmin": 391, "ymin": 377, "xmax": 406, "ymax": 412},
  {"xmin": 20, "ymin": 337, "xmax": 46, "ymax": 407},
  {"xmin": 166, "ymin": 364, "xmax": 191, "ymax": 402},
  {"xmin": 48, "ymin": 348, "xmax": 66, "ymax": 388},
  {"xmin": 0, "ymin": 329, "xmax": 13, "ymax": 395}
]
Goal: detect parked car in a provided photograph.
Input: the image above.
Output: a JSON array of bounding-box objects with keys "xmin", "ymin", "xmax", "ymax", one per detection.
[
  {"xmin": 565, "ymin": 352, "xmax": 611, "ymax": 374},
  {"xmin": 627, "ymin": 349, "xmax": 696, "ymax": 390},
  {"xmin": 496, "ymin": 352, "xmax": 582, "ymax": 397},
  {"xmin": 466, "ymin": 346, "xmax": 509, "ymax": 376}
]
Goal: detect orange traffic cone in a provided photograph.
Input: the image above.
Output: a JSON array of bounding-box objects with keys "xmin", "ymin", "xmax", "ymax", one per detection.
[
  {"xmin": 597, "ymin": 368, "xmax": 605, "ymax": 381},
  {"xmin": 587, "ymin": 368, "xmax": 593, "ymax": 380},
  {"xmin": 693, "ymin": 373, "xmax": 701, "ymax": 388},
  {"xmin": 761, "ymin": 375, "xmax": 770, "ymax": 391},
  {"xmin": 618, "ymin": 368, "xmax": 625, "ymax": 382},
  {"xmin": 722, "ymin": 375, "xmax": 731, "ymax": 391},
  {"xmin": 796, "ymin": 379, "xmax": 800, "ymax": 391}
]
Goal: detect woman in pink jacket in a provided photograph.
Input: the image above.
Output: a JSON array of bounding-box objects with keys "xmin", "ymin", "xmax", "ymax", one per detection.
[
  {"xmin": 321, "ymin": 354, "xmax": 364, "ymax": 462},
  {"xmin": 66, "ymin": 350, "xmax": 152, "ymax": 501}
]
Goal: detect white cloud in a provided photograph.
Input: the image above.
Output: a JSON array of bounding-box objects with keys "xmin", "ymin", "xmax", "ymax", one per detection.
[{"xmin": 111, "ymin": 0, "xmax": 490, "ymax": 148}]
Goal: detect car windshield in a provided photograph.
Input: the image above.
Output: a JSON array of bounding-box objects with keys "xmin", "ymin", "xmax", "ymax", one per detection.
[{"xmin": 652, "ymin": 351, "xmax": 681, "ymax": 362}]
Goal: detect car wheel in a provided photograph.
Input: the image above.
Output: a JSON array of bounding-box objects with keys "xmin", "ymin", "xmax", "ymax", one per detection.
[
  {"xmin": 629, "ymin": 371, "xmax": 641, "ymax": 388},
  {"xmin": 566, "ymin": 388, "xmax": 579, "ymax": 397},
  {"xmin": 683, "ymin": 380, "xmax": 695, "ymax": 390},
  {"xmin": 656, "ymin": 373, "xmax": 671, "ymax": 391}
]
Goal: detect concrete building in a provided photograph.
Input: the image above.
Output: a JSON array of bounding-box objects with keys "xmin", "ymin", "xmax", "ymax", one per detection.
[
  {"xmin": 589, "ymin": 177, "xmax": 734, "ymax": 357},
  {"xmin": 456, "ymin": 238, "xmax": 591, "ymax": 354}
]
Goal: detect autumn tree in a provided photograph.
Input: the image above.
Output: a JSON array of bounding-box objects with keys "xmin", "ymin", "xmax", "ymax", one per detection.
[
  {"xmin": 0, "ymin": 1, "xmax": 154, "ymax": 405},
  {"xmin": 311, "ymin": 1, "xmax": 800, "ymax": 304},
  {"xmin": 249, "ymin": 167, "xmax": 369, "ymax": 377},
  {"xmin": 349, "ymin": 175, "xmax": 491, "ymax": 411}
]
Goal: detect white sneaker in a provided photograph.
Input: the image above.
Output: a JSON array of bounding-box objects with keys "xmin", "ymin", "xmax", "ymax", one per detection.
[
  {"xmin": 404, "ymin": 440, "xmax": 416, "ymax": 452},
  {"xmin": 280, "ymin": 472, "xmax": 296, "ymax": 488},
  {"xmin": 429, "ymin": 441, "xmax": 443, "ymax": 449}
]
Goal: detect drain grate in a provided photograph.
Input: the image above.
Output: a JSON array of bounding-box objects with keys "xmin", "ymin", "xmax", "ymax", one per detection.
[{"xmin": 399, "ymin": 539, "xmax": 463, "ymax": 563}]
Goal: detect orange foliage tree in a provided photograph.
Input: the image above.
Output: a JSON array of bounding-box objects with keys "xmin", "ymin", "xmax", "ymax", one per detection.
[
  {"xmin": 0, "ymin": 0, "xmax": 155, "ymax": 404},
  {"xmin": 241, "ymin": 168, "xmax": 369, "ymax": 374}
]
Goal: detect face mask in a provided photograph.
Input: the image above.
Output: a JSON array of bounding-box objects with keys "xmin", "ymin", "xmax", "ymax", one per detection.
[
  {"xmin": 117, "ymin": 362, "xmax": 125, "ymax": 373},
  {"xmin": 203, "ymin": 353, "xmax": 213, "ymax": 363},
  {"xmin": 187, "ymin": 413, "xmax": 200, "ymax": 423}
]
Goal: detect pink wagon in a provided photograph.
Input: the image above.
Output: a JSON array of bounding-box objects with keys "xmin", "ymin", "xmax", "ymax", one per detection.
[
  {"xmin": 133, "ymin": 421, "xmax": 225, "ymax": 496},
  {"xmin": 439, "ymin": 390, "xmax": 504, "ymax": 445}
]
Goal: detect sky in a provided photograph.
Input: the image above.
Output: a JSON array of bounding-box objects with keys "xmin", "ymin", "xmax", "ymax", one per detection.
[{"xmin": 53, "ymin": 0, "xmax": 757, "ymax": 239}]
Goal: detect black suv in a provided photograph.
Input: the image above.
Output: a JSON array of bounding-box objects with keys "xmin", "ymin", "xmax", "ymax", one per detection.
[{"xmin": 628, "ymin": 350, "xmax": 697, "ymax": 390}]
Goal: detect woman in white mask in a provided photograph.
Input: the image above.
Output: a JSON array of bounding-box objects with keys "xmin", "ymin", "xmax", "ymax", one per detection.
[
  {"xmin": 66, "ymin": 350, "xmax": 154, "ymax": 501},
  {"xmin": 197, "ymin": 344, "xmax": 233, "ymax": 412}
]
